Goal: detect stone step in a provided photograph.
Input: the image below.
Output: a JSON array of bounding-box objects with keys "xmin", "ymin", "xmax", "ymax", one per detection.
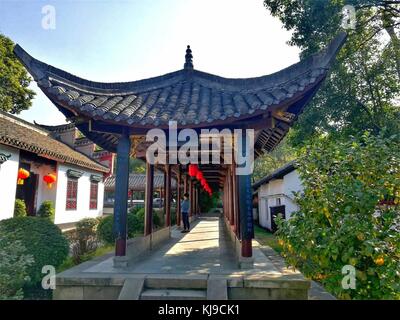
[
  {"xmin": 118, "ymin": 277, "xmax": 145, "ymax": 300},
  {"xmin": 140, "ymin": 289, "xmax": 207, "ymax": 300},
  {"xmin": 145, "ymin": 275, "xmax": 207, "ymax": 289}
]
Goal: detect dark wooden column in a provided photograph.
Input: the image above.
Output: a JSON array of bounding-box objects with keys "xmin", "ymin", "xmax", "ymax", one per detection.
[
  {"xmin": 238, "ymin": 131, "xmax": 254, "ymax": 258},
  {"xmin": 233, "ymin": 162, "xmax": 239, "ymax": 235},
  {"xmin": 184, "ymin": 174, "xmax": 188, "ymax": 194},
  {"xmin": 144, "ymin": 161, "xmax": 154, "ymax": 236},
  {"xmin": 229, "ymin": 166, "xmax": 235, "ymax": 226},
  {"xmin": 163, "ymin": 171, "xmax": 167, "ymax": 216},
  {"xmin": 189, "ymin": 178, "xmax": 193, "ymax": 217},
  {"xmin": 176, "ymin": 165, "xmax": 182, "ymax": 227},
  {"xmin": 113, "ymin": 131, "xmax": 131, "ymax": 256},
  {"xmin": 165, "ymin": 164, "xmax": 171, "ymax": 227}
]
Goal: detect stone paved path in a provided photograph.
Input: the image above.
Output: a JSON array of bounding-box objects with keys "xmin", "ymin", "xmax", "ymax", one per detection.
[{"xmin": 85, "ymin": 216, "xmax": 246, "ymax": 274}]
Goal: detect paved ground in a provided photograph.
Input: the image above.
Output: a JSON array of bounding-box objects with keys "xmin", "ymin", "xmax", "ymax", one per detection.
[
  {"xmin": 85, "ymin": 216, "xmax": 279, "ymax": 275},
  {"xmin": 60, "ymin": 215, "xmax": 335, "ymax": 299}
]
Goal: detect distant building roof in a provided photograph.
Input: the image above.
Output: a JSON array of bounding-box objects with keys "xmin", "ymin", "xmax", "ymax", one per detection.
[
  {"xmin": 0, "ymin": 111, "xmax": 109, "ymax": 173},
  {"xmin": 104, "ymin": 173, "xmax": 176, "ymax": 191},
  {"xmin": 252, "ymin": 161, "xmax": 296, "ymax": 190}
]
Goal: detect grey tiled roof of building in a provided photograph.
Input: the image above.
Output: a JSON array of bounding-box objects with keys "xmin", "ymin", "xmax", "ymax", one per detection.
[
  {"xmin": 104, "ymin": 173, "xmax": 176, "ymax": 191},
  {"xmin": 0, "ymin": 111, "xmax": 109, "ymax": 173}
]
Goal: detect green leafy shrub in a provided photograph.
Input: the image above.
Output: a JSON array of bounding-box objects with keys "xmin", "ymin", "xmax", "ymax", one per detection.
[
  {"xmin": 97, "ymin": 208, "xmax": 163, "ymax": 244},
  {"xmin": 0, "ymin": 217, "xmax": 69, "ymax": 291},
  {"xmin": 199, "ymin": 190, "xmax": 220, "ymax": 213},
  {"xmin": 0, "ymin": 235, "xmax": 34, "ymax": 300},
  {"xmin": 69, "ymin": 218, "xmax": 99, "ymax": 263},
  {"xmin": 97, "ymin": 213, "xmax": 140, "ymax": 245},
  {"xmin": 276, "ymin": 133, "xmax": 400, "ymax": 299},
  {"xmin": 36, "ymin": 200, "xmax": 55, "ymax": 222},
  {"xmin": 14, "ymin": 199, "xmax": 27, "ymax": 217}
]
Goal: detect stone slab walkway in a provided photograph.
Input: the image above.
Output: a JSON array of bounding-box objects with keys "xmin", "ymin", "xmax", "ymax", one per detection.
[{"xmin": 84, "ymin": 216, "xmax": 279, "ymax": 275}]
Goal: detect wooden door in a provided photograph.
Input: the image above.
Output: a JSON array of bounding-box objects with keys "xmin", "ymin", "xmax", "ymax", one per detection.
[{"xmin": 270, "ymin": 205, "xmax": 285, "ymax": 232}]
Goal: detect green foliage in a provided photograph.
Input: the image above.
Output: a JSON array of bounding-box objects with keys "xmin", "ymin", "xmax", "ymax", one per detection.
[
  {"xmin": 199, "ymin": 190, "xmax": 220, "ymax": 213},
  {"xmin": 263, "ymin": 0, "xmax": 400, "ymax": 147},
  {"xmin": 129, "ymin": 158, "xmax": 145, "ymax": 173},
  {"xmin": 69, "ymin": 218, "xmax": 99, "ymax": 263},
  {"xmin": 135, "ymin": 207, "xmax": 162, "ymax": 229},
  {"xmin": 0, "ymin": 34, "xmax": 35, "ymax": 113},
  {"xmin": 13, "ymin": 199, "xmax": 27, "ymax": 217},
  {"xmin": 253, "ymin": 137, "xmax": 295, "ymax": 182},
  {"xmin": 36, "ymin": 200, "xmax": 55, "ymax": 222},
  {"xmin": 276, "ymin": 133, "xmax": 400, "ymax": 299},
  {"xmin": 97, "ymin": 208, "xmax": 165, "ymax": 245},
  {"xmin": 0, "ymin": 235, "xmax": 34, "ymax": 300},
  {"xmin": 0, "ymin": 217, "xmax": 69, "ymax": 286}
]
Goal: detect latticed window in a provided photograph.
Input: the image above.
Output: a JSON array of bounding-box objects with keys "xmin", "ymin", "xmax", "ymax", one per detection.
[
  {"xmin": 66, "ymin": 178, "xmax": 78, "ymax": 210},
  {"xmin": 90, "ymin": 182, "xmax": 98, "ymax": 210}
]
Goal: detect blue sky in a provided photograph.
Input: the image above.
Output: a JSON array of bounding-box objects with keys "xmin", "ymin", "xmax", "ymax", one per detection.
[{"xmin": 0, "ymin": 0, "xmax": 300, "ymax": 124}]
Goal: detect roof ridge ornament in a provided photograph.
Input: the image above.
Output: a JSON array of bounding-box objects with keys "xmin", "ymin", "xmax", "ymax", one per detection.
[{"xmin": 184, "ymin": 45, "xmax": 193, "ymax": 70}]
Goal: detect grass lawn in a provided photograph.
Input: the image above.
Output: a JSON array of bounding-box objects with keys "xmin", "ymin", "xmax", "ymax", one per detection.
[{"xmin": 254, "ymin": 225, "xmax": 283, "ymax": 254}]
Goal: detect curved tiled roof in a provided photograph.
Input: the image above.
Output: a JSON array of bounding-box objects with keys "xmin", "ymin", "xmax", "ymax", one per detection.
[
  {"xmin": 14, "ymin": 33, "xmax": 346, "ymax": 129},
  {"xmin": 0, "ymin": 112, "xmax": 109, "ymax": 173},
  {"xmin": 104, "ymin": 173, "xmax": 176, "ymax": 191}
]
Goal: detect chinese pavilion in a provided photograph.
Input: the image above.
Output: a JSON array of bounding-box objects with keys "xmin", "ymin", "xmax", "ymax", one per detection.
[{"xmin": 14, "ymin": 32, "xmax": 346, "ymax": 267}]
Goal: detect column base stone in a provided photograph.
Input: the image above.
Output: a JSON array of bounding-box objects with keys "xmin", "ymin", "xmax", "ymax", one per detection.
[
  {"xmin": 239, "ymin": 256, "xmax": 254, "ymax": 270},
  {"xmin": 113, "ymin": 256, "xmax": 129, "ymax": 268}
]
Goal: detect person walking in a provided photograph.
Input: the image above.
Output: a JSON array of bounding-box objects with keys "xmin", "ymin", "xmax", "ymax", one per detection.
[{"xmin": 181, "ymin": 193, "xmax": 190, "ymax": 233}]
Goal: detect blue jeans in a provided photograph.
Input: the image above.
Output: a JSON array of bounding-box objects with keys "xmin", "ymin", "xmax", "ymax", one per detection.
[{"xmin": 182, "ymin": 212, "xmax": 190, "ymax": 230}]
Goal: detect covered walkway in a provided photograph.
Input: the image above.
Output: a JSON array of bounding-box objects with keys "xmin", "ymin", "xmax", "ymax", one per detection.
[
  {"xmin": 55, "ymin": 214, "xmax": 311, "ymax": 299},
  {"xmin": 84, "ymin": 215, "xmax": 271, "ymax": 275}
]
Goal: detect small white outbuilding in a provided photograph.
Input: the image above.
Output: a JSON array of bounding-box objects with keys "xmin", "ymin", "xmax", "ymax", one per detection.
[{"xmin": 252, "ymin": 162, "xmax": 303, "ymax": 232}]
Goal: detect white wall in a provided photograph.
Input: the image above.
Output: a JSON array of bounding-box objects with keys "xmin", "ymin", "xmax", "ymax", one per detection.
[
  {"xmin": 282, "ymin": 170, "xmax": 302, "ymax": 220},
  {"xmin": 54, "ymin": 164, "xmax": 104, "ymax": 225},
  {"xmin": 257, "ymin": 179, "xmax": 284, "ymax": 230},
  {"xmin": 0, "ymin": 145, "xmax": 19, "ymax": 220},
  {"xmin": 256, "ymin": 170, "xmax": 303, "ymax": 230},
  {"xmin": 30, "ymin": 163, "xmax": 57, "ymax": 212}
]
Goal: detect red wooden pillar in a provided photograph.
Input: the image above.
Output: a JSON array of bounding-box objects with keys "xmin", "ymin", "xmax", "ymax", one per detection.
[
  {"xmin": 165, "ymin": 164, "xmax": 171, "ymax": 227},
  {"xmin": 176, "ymin": 165, "xmax": 182, "ymax": 226},
  {"xmin": 189, "ymin": 178, "xmax": 193, "ymax": 217},
  {"xmin": 233, "ymin": 164, "xmax": 239, "ymax": 236},
  {"xmin": 184, "ymin": 173, "xmax": 188, "ymax": 194},
  {"xmin": 144, "ymin": 161, "xmax": 154, "ymax": 236},
  {"xmin": 229, "ymin": 166, "xmax": 235, "ymax": 226}
]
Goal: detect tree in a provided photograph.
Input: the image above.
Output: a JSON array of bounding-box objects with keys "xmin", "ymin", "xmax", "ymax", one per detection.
[
  {"xmin": 276, "ymin": 132, "xmax": 400, "ymax": 299},
  {"xmin": 0, "ymin": 34, "xmax": 35, "ymax": 113},
  {"xmin": 129, "ymin": 158, "xmax": 145, "ymax": 174},
  {"xmin": 252, "ymin": 137, "xmax": 295, "ymax": 182},
  {"xmin": 263, "ymin": 0, "xmax": 400, "ymax": 147}
]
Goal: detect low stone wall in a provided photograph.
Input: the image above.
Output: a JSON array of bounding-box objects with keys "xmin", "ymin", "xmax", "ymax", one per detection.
[
  {"xmin": 115, "ymin": 227, "xmax": 171, "ymax": 267},
  {"xmin": 222, "ymin": 216, "xmax": 254, "ymax": 269}
]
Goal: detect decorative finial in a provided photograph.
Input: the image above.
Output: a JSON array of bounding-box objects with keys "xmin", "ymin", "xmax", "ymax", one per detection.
[{"xmin": 184, "ymin": 45, "xmax": 193, "ymax": 70}]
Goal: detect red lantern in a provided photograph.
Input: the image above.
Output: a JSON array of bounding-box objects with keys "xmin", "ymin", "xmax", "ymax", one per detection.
[
  {"xmin": 188, "ymin": 164, "xmax": 198, "ymax": 177},
  {"xmin": 17, "ymin": 168, "xmax": 30, "ymax": 185},
  {"xmin": 201, "ymin": 178, "xmax": 206, "ymax": 186},
  {"xmin": 196, "ymin": 170, "xmax": 203, "ymax": 180},
  {"xmin": 43, "ymin": 173, "xmax": 57, "ymax": 188}
]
